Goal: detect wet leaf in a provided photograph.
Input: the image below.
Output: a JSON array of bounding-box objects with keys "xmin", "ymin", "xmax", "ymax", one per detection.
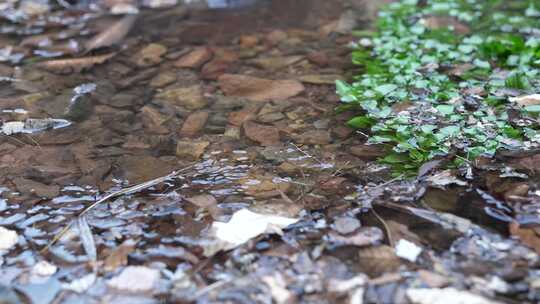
[
  {"xmin": 357, "ymin": 245, "xmax": 401, "ymax": 276},
  {"xmin": 34, "ymin": 53, "xmax": 117, "ymax": 72},
  {"xmin": 104, "ymin": 240, "xmax": 136, "ymax": 272},
  {"xmin": 77, "ymin": 216, "xmax": 96, "ymax": 262},
  {"xmin": 206, "ymin": 209, "xmax": 299, "ymax": 256},
  {"xmin": 85, "ymin": 15, "xmax": 137, "ymax": 52},
  {"xmin": 509, "ymin": 222, "xmax": 540, "ymax": 254},
  {"xmin": 426, "ymin": 170, "xmax": 467, "ymax": 188},
  {"xmin": 185, "ymin": 194, "xmax": 220, "ymax": 219}
]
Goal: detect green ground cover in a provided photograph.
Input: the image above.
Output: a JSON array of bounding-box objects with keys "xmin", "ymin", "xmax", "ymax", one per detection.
[{"xmin": 337, "ymin": 0, "xmax": 540, "ymax": 175}]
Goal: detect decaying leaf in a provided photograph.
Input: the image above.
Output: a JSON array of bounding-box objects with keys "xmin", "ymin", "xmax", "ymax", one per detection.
[
  {"xmin": 509, "ymin": 94, "xmax": 540, "ymax": 107},
  {"xmin": 358, "ymin": 245, "xmax": 401, "ymax": 276},
  {"xmin": 426, "ymin": 170, "xmax": 467, "ymax": 189},
  {"xmin": 104, "ymin": 239, "xmax": 136, "ymax": 272},
  {"xmin": 85, "ymin": 15, "xmax": 137, "ymax": 52},
  {"xmin": 509, "ymin": 221, "xmax": 540, "ymax": 254},
  {"xmin": 34, "ymin": 52, "xmax": 117, "ymax": 72},
  {"xmin": 77, "ymin": 216, "xmax": 96, "ymax": 262},
  {"xmin": 185, "ymin": 194, "xmax": 220, "ymax": 219}
]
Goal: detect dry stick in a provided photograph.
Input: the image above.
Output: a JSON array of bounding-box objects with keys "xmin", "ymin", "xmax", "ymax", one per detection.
[
  {"xmin": 371, "ymin": 208, "xmax": 394, "ymax": 247},
  {"xmin": 0, "ymin": 133, "xmax": 27, "ymax": 146},
  {"xmin": 41, "ymin": 164, "xmax": 195, "ymax": 253},
  {"xmin": 290, "ymin": 142, "xmax": 325, "ymax": 166},
  {"xmin": 331, "ymin": 160, "xmax": 351, "ymax": 177}
]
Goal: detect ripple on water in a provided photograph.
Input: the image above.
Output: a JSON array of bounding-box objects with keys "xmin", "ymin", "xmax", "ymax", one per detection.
[{"xmin": 0, "ymin": 213, "xmax": 26, "ymax": 225}]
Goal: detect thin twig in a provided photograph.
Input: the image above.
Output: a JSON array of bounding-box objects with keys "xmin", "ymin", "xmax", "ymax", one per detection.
[
  {"xmin": 332, "ymin": 160, "xmax": 351, "ymax": 177},
  {"xmin": 0, "ymin": 133, "xmax": 27, "ymax": 146},
  {"xmin": 194, "ymin": 279, "xmax": 231, "ymax": 298},
  {"xmin": 371, "ymin": 208, "xmax": 394, "ymax": 247},
  {"xmin": 290, "ymin": 142, "xmax": 324, "ymax": 165},
  {"xmin": 41, "ymin": 164, "xmax": 195, "ymax": 253}
]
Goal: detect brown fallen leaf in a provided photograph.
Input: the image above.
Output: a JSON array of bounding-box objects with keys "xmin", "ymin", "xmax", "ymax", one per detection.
[
  {"xmin": 358, "ymin": 245, "xmax": 401, "ymax": 277},
  {"xmin": 34, "ymin": 52, "xmax": 117, "ymax": 72},
  {"xmin": 509, "ymin": 94, "xmax": 540, "ymax": 107},
  {"xmin": 185, "ymin": 194, "xmax": 221, "ymax": 219},
  {"xmin": 85, "ymin": 14, "xmax": 137, "ymax": 52},
  {"xmin": 509, "ymin": 221, "xmax": 540, "ymax": 254},
  {"xmin": 386, "ymin": 220, "xmax": 422, "ymax": 245},
  {"xmin": 104, "ymin": 239, "xmax": 137, "ymax": 272}
]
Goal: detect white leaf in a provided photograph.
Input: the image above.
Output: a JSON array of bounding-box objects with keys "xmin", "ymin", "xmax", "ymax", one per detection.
[
  {"xmin": 509, "ymin": 94, "xmax": 540, "ymax": 107},
  {"xmin": 407, "ymin": 287, "xmax": 502, "ymax": 304},
  {"xmin": 395, "ymin": 239, "xmax": 422, "ymax": 262},
  {"xmin": 77, "ymin": 216, "xmax": 96, "ymax": 262},
  {"xmin": 62, "ymin": 273, "xmax": 96, "ymax": 293},
  {"xmin": 207, "ymin": 209, "xmax": 298, "ymax": 255},
  {"xmin": 0, "ymin": 226, "xmax": 18, "ymax": 254}
]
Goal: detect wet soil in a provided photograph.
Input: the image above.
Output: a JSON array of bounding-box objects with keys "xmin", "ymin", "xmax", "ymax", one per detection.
[{"xmin": 1, "ymin": 0, "xmax": 540, "ymax": 303}]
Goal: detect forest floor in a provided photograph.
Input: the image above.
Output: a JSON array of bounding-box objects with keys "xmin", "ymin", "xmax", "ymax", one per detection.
[{"xmin": 0, "ymin": 0, "xmax": 539, "ymax": 303}]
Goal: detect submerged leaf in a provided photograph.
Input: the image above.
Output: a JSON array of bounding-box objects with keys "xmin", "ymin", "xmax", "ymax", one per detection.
[
  {"xmin": 77, "ymin": 216, "xmax": 96, "ymax": 262},
  {"xmin": 85, "ymin": 15, "xmax": 137, "ymax": 52}
]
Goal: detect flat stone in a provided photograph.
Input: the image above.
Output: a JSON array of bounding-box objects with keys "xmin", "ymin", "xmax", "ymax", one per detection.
[
  {"xmin": 294, "ymin": 130, "xmax": 331, "ymax": 145},
  {"xmin": 108, "ymin": 93, "xmax": 140, "ymax": 108},
  {"xmin": 243, "ymin": 121, "xmax": 280, "ymax": 146},
  {"xmin": 173, "ymin": 47, "xmax": 213, "ymax": 69},
  {"xmin": 176, "ymin": 140, "xmax": 209, "ymax": 160},
  {"xmin": 150, "ymin": 71, "xmax": 177, "ymax": 88},
  {"xmin": 349, "ymin": 144, "xmax": 385, "ymax": 160},
  {"xmin": 156, "ymin": 85, "xmax": 208, "ymax": 110},
  {"xmin": 248, "ymin": 56, "xmax": 304, "ymax": 71},
  {"xmin": 107, "ymin": 266, "xmax": 160, "ymax": 292},
  {"xmin": 258, "ymin": 112, "xmax": 285, "ymax": 123},
  {"xmin": 201, "ymin": 59, "xmax": 230, "ymax": 80},
  {"xmin": 179, "ymin": 111, "xmax": 209, "ymax": 138},
  {"xmin": 218, "ymin": 74, "xmax": 304, "ymax": 102},
  {"xmin": 307, "ymin": 51, "xmax": 329, "ymax": 66},
  {"xmin": 118, "ymin": 156, "xmax": 176, "ymax": 184},
  {"xmin": 334, "ymin": 216, "xmax": 361, "ymax": 235},
  {"xmin": 211, "ymin": 95, "xmax": 248, "ymax": 110},
  {"xmin": 228, "ymin": 104, "xmax": 260, "ymax": 126},
  {"xmin": 139, "ymin": 105, "xmax": 169, "ymax": 134},
  {"xmin": 134, "ymin": 43, "xmax": 168, "ymax": 67}
]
